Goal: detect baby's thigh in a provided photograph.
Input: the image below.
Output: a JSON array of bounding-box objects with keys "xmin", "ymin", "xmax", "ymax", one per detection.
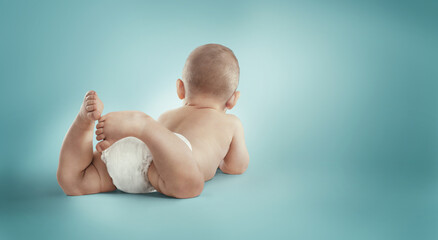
[
  {"xmin": 147, "ymin": 161, "xmax": 171, "ymax": 196},
  {"xmin": 91, "ymin": 151, "xmax": 116, "ymax": 192}
]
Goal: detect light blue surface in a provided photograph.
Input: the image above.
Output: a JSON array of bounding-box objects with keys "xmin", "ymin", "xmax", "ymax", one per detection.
[{"xmin": 0, "ymin": 0, "xmax": 437, "ymax": 239}]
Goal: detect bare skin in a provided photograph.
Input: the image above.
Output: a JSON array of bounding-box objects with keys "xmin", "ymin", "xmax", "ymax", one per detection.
[
  {"xmin": 57, "ymin": 91, "xmax": 116, "ymax": 196},
  {"xmin": 57, "ymin": 87, "xmax": 249, "ymax": 198},
  {"xmin": 57, "ymin": 44, "xmax": 248, "ymax": 198}
]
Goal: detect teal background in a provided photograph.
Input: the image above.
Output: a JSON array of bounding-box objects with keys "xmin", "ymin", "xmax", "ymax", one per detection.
[{"xmin": 0, "ymin": 0, "xmax": 437, "ymax": 239}]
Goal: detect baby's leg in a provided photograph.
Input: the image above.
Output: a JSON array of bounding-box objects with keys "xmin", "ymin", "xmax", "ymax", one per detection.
[
  {"xmin": 95, "ymin": 111, "xmax": 203, "ymax": 198},
  {"xmin": 142, "ymin": 130, "xmax": 204, "ymax": 198},
  {"xmin": 57, "ymin": 91, "xmax": 115, "ymax": 195}
]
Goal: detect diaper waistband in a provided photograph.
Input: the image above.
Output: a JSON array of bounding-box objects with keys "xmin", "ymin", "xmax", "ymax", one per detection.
[{"xmin": 174, "ymin": 133, "xmax": 192, "ymax": 151}]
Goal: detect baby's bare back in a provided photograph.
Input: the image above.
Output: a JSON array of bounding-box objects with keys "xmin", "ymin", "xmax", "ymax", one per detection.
[{"xmin": 158, "ymin": 106, "xmax": 236, "ymax": 180}]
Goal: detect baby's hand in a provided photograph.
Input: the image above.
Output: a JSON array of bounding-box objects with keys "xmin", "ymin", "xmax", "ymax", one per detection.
[{"xmin": 95, "ymin": 111, "xmax": 146, "ymax": 152}]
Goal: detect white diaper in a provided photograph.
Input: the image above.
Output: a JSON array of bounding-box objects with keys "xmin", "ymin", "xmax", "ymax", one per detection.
[{"xmin": 101, "ymin": 133, "xmax": 192, "ymax": 194}]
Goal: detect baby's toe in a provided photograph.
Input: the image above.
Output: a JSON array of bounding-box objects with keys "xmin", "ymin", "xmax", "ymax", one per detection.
[
  {"xmin": 85, "ymin": 105, "xmax": 95, "ymax": 112},
  {"xmin": 85, "ymin": 94, "xmax": 96, "ymax": 101},
  {"xmin": 92, "ymin": 111, "xmax": 101, "ymax": 120},
  {"xmin": 96, "ymin": 133, "xmax": 105, "ymax": 141},
  {"xmin": 99, "ymin": 114, "xmax": 108, "ymax": 122},
  {"xmin": 85, "ymin": 90, "xmax": 95, "ymax": 98},
  {"xmin": 96, "ymin": 142, "xmax": 104, "ymax": 152},
  {"xmin": 96, "ymin": 122, "xmax": 104, "ymax": 128},
  {"xmin": 95, "ymin": 128, "xmax": 103, "ymax": 135},
  {"xmin": 97, "ymin": 140, "xmax": 111, "ymax": 152},
  {"xmin": 86, "ymin": 111, "xmax": 101, "ymax": 120},
  {"xmin": 86, "ymin": 100, "xmax": 96, "ymax": 107},
  {"xmin": 84, "ymin": 90, "xmax": 96, "ymax": 100}
]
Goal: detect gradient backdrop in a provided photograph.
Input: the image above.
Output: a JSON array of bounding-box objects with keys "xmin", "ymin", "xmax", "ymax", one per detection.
[{"xmin": 0, "ymin": 0, "xmax": 437, "ymax": 239}]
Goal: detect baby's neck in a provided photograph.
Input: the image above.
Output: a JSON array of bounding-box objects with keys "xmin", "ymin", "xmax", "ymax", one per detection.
[{"xmin": 183, "ymin": 98, "xmax": 226, "ymax": 112}]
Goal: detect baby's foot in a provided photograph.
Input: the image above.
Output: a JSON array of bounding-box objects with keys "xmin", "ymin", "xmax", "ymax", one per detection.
[
  {"xmin": 95, "ymin": 111, "xmax": 146, "ymax": 152},
  {"xmin": 80, "ymin": 90, "xmax": 104, "ymax": 122}
]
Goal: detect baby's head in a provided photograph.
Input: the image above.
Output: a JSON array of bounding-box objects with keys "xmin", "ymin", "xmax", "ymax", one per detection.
[{"xmin": 177, "ymin": 44, "xmax": 240, "ymax": 110}]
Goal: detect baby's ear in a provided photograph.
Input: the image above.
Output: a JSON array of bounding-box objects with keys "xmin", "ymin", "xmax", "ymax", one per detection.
[
  {"xmin": 226, "ymin": 91, "xmax": 240, "ymax": 110},
  {"xmin": 176, "ymin": 79, "xmax": 185, "ymax": 100}
]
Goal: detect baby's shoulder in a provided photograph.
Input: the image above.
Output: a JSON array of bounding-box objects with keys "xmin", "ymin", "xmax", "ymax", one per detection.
[
  {"xmin": 225, "ymin": 113, "xmax": 239, "ymax": 122},
  {"xmin": 157, "ymin": 109, "xmax": 178, "ymax": 123},
  {"xmin": 224, "ymin": 113, "xmax": 243, "ymax": 130}
]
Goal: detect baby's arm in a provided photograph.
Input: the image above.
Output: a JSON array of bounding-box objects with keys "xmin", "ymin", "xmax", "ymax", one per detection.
[{"xmin": 219, "ymin": 116, "xmax": 250, "ymax": 174}]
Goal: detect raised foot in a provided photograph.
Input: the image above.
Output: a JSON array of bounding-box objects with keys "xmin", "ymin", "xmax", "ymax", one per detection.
[
  {"xmin": 80, "ymin": 90, "xmax": 104, "ymax": 121},
  {"xmin": 94, "ymin": 111, "xmax": 148, "ymax": 152}
]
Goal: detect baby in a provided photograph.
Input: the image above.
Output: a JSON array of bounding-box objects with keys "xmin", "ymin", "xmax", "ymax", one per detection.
[{"xmin": 57, "ymin": 44, "xmax": 249, "ymax": 198}]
